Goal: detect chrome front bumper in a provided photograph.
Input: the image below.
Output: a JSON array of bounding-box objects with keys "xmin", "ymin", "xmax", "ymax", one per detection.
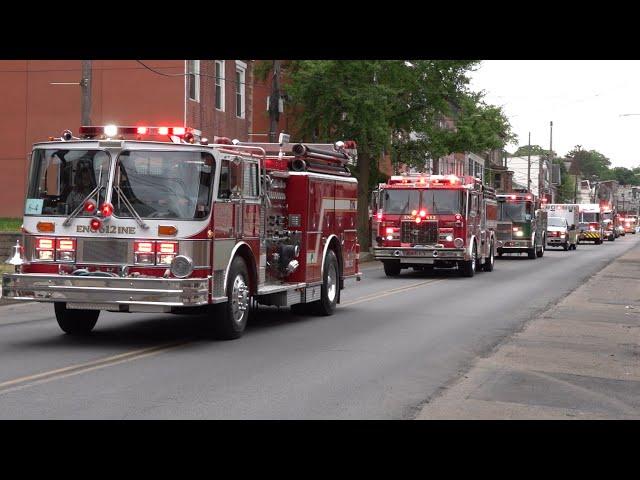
[
  {"xmin": 373, "ymin": 247, "xmax": 467, "ymax": 264},
  {"xmin": 2, "ymin": 273, "xmax": 210, "ymax": 311}
]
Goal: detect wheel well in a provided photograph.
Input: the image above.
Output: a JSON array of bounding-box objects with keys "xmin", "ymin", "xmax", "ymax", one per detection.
[{"xmin": 232, "ymin": 244, "xmax": 258, "ymax": 295}]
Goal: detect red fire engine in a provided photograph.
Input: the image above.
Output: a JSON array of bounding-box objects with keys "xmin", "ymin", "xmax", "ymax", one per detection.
[
  {"xmin": 370, "ymin": 174, "xmax": 497, "ymax": 277},
  {"xmin": 2, "ymin": 126, "xmax": 361, "ymax": 339}
]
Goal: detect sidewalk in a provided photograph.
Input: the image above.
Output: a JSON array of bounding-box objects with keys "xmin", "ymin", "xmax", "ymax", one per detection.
[{"xmin": 417, "ymin": 243, "xmax": 640, "ymax": 419}]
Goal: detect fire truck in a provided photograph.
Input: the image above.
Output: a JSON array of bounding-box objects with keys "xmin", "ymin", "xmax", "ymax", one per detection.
[
  {"xmin": 621, "ymin": 214, "xmax": 638, "ymax": 234},
  {"xmin": 370, "ymin": 174, "xmax": 497, "ymax": 277},
  {"xmin": 577, "ymin": 203, "xmax": 604, "ymax": 244},
  {"xmin": 2, "ymin": 126, "xmax": 361, "ymax": 339},
  {"xmin": 495, "ymin": 193, "xmax": 547, "ymax": 259}
]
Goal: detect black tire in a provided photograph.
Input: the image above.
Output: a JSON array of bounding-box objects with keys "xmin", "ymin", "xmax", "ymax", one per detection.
[
  {"xmin": 54, "ymin": 302, "xmax": 99, "ymax": 335},
  {"xmin": 497, "ymin": 249, "xmax": 503, "ymax": 258},
  {"xmin": 211, "ymin": 256, "xmax": 251, "ymax": 340},
  {"xmin": 460, "ymin": 242, "xmax": 477, "ymax": 277},
  {"xmin": 563, "ymin": 242, "xmax": 569, "ymax": 251},
  {"xmin": 383, "ymin": 260, "xmax": 401, "ymax": 277},
  {"xmin": 536, "ymin": 238, "xmax": 545, "ymax": 257},
  {"xmin": 310, "ymin": 250, "xmax": 339, "ymax": 316},
  {"xmin": 528, "ymin": 247, "xmax": 536, "ymax": 259},
  {"xmin": 482, "ymin": 241, "xmax": 495, "ymax": 272}
]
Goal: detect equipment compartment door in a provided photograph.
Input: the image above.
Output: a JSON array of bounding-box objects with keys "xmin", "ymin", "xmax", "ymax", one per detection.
[
  {"xmin": 336, "ymin": 180, "xmax": 358, "ymax": 277},
  {"xmin": 306, "ymin": 178, "xmax": 335, "ymax": 283}
]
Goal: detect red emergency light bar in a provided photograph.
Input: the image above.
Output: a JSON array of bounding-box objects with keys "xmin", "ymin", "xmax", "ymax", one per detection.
[
  {"xmin": 79, "ymin": 125, "xmax": 190, "ymax": 138},
  {"xmin": 388, "ymin": 174, "xmax": 465, "ymax": 186},
  {"xmin": 499, "ymin": 194, "xmax": 533, "ymax": 201}
]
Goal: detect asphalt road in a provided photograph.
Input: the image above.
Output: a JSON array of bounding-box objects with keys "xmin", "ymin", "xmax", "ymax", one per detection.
[{"xmin": 0, "ymin": 235, "xmax": 638, "ymax": 419}]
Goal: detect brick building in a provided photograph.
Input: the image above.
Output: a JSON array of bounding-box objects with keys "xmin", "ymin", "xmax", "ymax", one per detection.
[{"xmin": 0, "ymin": 60, "xmax": 253, "ymax": 217}]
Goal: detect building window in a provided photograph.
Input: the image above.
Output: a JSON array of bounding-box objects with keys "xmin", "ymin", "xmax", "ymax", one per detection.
[
  {"xmin": 235, "ymin": 61, "xmax": 246, "ymax": 119},
  {"xmin": 215, "ymin": 60, "xmax": 225, "ymax": 111},
  {"xmin": 187, "ymin": 60, "xmax": 200, "ymax": 102}
]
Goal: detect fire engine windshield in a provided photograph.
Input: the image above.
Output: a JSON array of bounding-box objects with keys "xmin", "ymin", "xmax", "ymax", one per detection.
[
  {"xmin": 382, "ymin": 189, "xmax": 462, "ymax": 214},
  {"xmin": 499, "ymin": 202, "xmax": 532, "ymax": 222},
  {"xmin": 581, "ymin": 212, "xmax": 599, "ymax": 223},
  {"xmin": 25, "ymin": 149, "xmax": 110, "ymax": 216},
  {"xmin": 113, "ymin": 150, "xmax": 214, "ymax": 220}
]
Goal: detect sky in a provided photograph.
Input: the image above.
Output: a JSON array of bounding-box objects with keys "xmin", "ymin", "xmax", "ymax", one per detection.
[{"xmin": 469, "ymin": 60, "xmax": 640, "ymax": 169}]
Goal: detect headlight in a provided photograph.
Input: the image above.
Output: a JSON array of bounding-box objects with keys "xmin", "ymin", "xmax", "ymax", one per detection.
[
  {"xmin": 515, "ymin": 231, "xmax": 524, "ymax": 237},
  {"xmin": 170, "ymin": 255, "xmax": 194, "ymax": 278},
  {"xmin": 454, "ymin": 238, "xmax": 464, "ymax": 248},
  {"xmin": 445, "ymin": 235, "xmax": 453, "ymax": 242},
  {"xmin": 560, "ymin": 234, "xmax": 566, "ymax": 238}
]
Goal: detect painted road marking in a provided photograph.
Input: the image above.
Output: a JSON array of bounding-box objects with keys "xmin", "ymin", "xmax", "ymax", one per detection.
[
  {"xmin": 0, "ymin": 276, "xmax": 443, "ymax": 394},
  {"xmin": 0, "ymin": 341, "xmax": 189, "ymax": 396}
]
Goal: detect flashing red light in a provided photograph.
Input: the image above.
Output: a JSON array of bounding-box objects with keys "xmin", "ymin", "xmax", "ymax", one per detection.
[
  {"xmin": 84, "ymin": 199, "xmax": 97, "ymax": 213},
  {"xmin": 419, "ymin": 210, "xmax": 427, "ymax": 218},
  {"xmin": 89, "ymin": 218, "xmax": 102, "ymax": 231},
  {"xmin": 527, "ymin": 195, "xmax": 532, "ymax": 200},
  {"xmin": 100, "ymin": 202, "xmax": 114, "ymax": 218},
  {"xmin": 136, "ymin": 127, "xmax": 148, "ymax": 135},
  {"xmin": 158, "ymin": 127, "xmax": 169, "ymax": 135},
  {"xmin": 172, "ymin": 127, "xmax": 186, "ymax": 136},
  {"xmin": 134, "ymin": 241, "xmax": 155, "ymax": 254},
  {"xmin": 386, "ymin": 227, "xmax": 394, "ymax": 235},
  {"xmin": 376, "ymin": 211, "xmax": 383, "ymax": 221},
  {"xmin": 455, "ymin": 214, "xmax": 462, "ymax": 221}
]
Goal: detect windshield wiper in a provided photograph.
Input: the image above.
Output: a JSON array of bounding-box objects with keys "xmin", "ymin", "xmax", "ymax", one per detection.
[
  {"xmin": 114, "ymin": 185, "xmax": 149, "ymax": 230},
  {"xmin": 63, "ymin": 184, "xmax": 103, "ymax": 226}
]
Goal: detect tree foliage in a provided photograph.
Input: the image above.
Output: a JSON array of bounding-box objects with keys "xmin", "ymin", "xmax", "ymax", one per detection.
[
  {"xmin": 513, "ymin": 144, "xmax": 554, "ymax": 158},
  {"xmin": 283, "ymin": 60, "xmax": 515, "ymax": 248}
]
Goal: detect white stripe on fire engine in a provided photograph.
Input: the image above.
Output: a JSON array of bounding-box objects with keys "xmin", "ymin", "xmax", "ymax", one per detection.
[{"xmin": 308, "ymin": 198, "xmax": 357, "ymax": 265}]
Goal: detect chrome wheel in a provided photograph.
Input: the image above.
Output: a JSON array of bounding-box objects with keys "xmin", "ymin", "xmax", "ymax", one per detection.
[
  {"xmin": 326, "ymin": 261, "xmax": 337, "ymax": 303},
  {"xmin": 231, "ymin": 274, "xmax": 249, "ymax": 325}
]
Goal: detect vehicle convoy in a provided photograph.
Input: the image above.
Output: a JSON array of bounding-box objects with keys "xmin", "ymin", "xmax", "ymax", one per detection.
[
  {"xmin": 370, "ymin": 174, "xmax": 497, "ymax": 277},
  {"xmin": 577, "ymin": 204, "xmax": 604, "ymax": 244},
  {"xmin": 495, "ymin": 193, "xmax": 547, "ymax": 259},
  {"xmin": 2, "ymin": 126, "xmax": 362, "ymax": 339},
  {"xmin": 542, "ymin": 203, "xmax": 579, "ymax": 250}
]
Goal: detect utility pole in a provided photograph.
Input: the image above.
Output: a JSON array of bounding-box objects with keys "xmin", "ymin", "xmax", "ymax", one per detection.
[
  {"xmin": 268, "ymin": 60, "xmax": 281, "ymax": 143},
  {"xmin": 81, "ymin": 60, "xmax": 92, "ymax": 126},
  {"xmin": 527, "ymin": 131, "xmax": 531, "ymax": 193}
]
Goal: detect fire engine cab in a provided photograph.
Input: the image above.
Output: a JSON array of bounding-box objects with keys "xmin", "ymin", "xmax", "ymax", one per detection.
[
  {"xmin": 370, "ymin": 174, "xmax": 497, "ymax": 277},
  {"xmin": 2, "ymin": 126, "xmax": 361, "ymax": 339}
]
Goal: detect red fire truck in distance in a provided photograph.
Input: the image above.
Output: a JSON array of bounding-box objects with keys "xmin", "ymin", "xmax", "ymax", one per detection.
[
  {"xmin": 2, "ymin": 126, "xmax": 361, "ymax": 339},
  {"xmin": 370, "ymin": 174, "xmax": 497, "ymax": 277}
]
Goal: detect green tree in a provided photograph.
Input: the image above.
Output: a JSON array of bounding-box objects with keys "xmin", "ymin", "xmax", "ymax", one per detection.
[
  {"xmin": 513, "ymin": 144, "xmax": 554, "ymax": 158},
  {"xmin": 285, "ymin": 60, "xmax": 481, "ymax": 249},
  {"xmin": 566, "ymin": 146, "xmax": 611, "ymax": 179}
]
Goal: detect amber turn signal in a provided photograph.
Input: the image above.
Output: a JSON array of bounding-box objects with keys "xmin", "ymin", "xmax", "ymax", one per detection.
[
  {"xmin": 158, "ymin": 225, "xmax": 178, "ymax": 236},
  {"xmin": 36, "ymin": 222, "xmax": 55, "ymax": 233}
]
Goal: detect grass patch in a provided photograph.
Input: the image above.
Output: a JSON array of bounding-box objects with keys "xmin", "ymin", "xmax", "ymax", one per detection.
[
  {"xmin": 0, "ymin": 264, "xmax": 16, "ymax": 275},
  {"xmin": 0, "ymin": 218, "xmax": 22, "ymax": 232}
]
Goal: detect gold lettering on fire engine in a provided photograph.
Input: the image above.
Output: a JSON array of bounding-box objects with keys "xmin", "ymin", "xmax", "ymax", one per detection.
[{"xmin": 76, "ymin": 225, "xmax": 136, "ymax": 234}]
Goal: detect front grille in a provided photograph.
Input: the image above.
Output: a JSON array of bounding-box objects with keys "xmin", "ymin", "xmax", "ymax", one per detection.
[
  {"xmin": 401, "ymin": 220, "xmax": 438, "ymax": 244},
  {"xmin": 497, "ymin": 222, "xmax": 512, "ymax": 241},
  {"xmin": 79, "ymin": 239, "xmax": 130, "ymax": 264}
]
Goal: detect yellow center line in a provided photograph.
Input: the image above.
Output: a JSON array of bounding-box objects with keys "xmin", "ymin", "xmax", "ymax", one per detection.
[
  {"xmin": 342, "ymin": 279, "xmax": 443, "ymax": 307},
  {"xmin": 0, "ymin": 276, "xmax": 444, "ymax": 394},
  {"xmin": 0, "ymin": 341, "xmax": 189, "ymax": 395}
]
